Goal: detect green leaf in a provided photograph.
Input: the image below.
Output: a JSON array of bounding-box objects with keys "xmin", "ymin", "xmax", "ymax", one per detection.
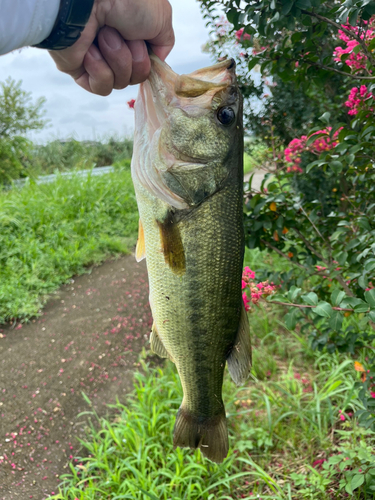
[
  {"xmin": 331, "ymin": 290, "xmax": 346, "ymax": 307},
  {"xmin": 281, "ymin": 0, "xmax": 294, "ymax": 15},
  {"xmin": 319, "ymin": 112, "xmax": 331, "ymax": 124},
  {"xmin": 341, "ymin": 297, "xmax": 365, "ymax": 309},
  {"xmin": 365, "ymin": 289, "xmax": 375, "ymax": 308},
  {"xmin": 295, "ymin": 0, "xmax": 311, "ymax": 8},
  {"xmin": 368, "ymin": 310, "xmax": 375, "ymax": 322},
  {"xmin": 329, "ymin": 311, "xmax": 343, "ymax": 331},
  {"xmin": 303, "ymin": 292, "xmax": 319, "ymax": 306},
  {"xmin": 358, "ymin": 274, "xmax": 369, "ymax": 290},
  {"xmin": 365, "ymin": 259, "xmax": 375, "ymax": 272},
  {"xmin": 354, "ymin": 300, "xmax": 369, "ymax": 313},
  {"xmin": 248, "ymin": 58, "xmax": 260, "ymax": 71},
  {"xmin": 336, "ymin": 251, "xmax": 348, "ymax": 266},
  {"xmin": 346, "ymin": 153, "xmax": 355, "ymax": 164},
  {"xmin": 351, "ymin": 474, "xmax": 364, "ymax": 490},
  {"xmin": 306, "ymin": 160, "xmax": 325, "ymax": 173},
  {"xmin": 314, "ymin": 301, "xmax": 333, "ymax": 318},
  {"xmin": 288, "ymin": 286, "xmax": 302, "ymax": 301},
  {"xmin": 330, "ymin": 160, "xmax": 343, "ymax": 174},
  {"xmin": 349, "ymin": 8, "xmax": 359, "ymax": 26},
  {"xmin": 285, "ymin": 309, "xmax": 299, "ymax": 330}
]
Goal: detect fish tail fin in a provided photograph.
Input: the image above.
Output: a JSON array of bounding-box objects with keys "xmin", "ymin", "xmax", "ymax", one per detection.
[
  {"xmin": 227, "ymin": 302, "xmax": 252, "ymax": 386},
  {"xmin": 173, "ymin": 406, "xmax": 228, "ymax": 463}
]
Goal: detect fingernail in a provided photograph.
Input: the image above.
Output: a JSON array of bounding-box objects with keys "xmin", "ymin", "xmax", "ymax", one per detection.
[
  {"xmin": 103, "ymin": 28, "xmax": 121, "ymax": 50},
  {"xmin": 88, "ymin": 46, "xmax": 102, "ymax": 60},
  {"xmin": 127, "ymin": 40, "xmax": 147, "ymax": 62}
]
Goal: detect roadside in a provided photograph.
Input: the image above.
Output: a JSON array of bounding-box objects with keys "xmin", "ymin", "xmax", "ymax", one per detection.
[{"xmin": 0, "ymin": 256, "xmax": 152, "ymax": 500}]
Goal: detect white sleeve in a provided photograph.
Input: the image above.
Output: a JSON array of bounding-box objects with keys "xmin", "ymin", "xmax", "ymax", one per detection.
[{"xmin": 0, "ymin": 0, "xmax": 60, "ymax": 55}]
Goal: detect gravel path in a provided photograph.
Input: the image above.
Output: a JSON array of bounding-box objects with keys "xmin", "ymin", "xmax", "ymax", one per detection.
[{"xmin": 0, "ymin": 256, "xmax": 152, "ymax": 500}]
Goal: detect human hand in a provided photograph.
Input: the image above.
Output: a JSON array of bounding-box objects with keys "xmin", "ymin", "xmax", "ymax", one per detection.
[{"xmin": 48, "ymin": 0, "xmax": 174, "ymax": 96}]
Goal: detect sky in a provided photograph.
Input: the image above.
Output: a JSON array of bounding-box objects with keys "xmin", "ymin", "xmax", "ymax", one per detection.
[{"xmin": 0, "ymin": 0, "xmax": 214, "ymax": 143}]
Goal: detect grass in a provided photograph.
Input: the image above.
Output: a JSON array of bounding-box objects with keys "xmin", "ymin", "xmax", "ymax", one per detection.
[
  {"xmin": 48, "ymin": 300, "xmax": 373, "ymax": 500},
  {"xmin": 0, "ymin": 166, "xmax": 138, "ymax": 323}
]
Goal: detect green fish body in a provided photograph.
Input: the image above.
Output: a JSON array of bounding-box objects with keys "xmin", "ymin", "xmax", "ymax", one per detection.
[{"xmin": 131, "ymin": 56, "xmax": 251, "ymax": 463}]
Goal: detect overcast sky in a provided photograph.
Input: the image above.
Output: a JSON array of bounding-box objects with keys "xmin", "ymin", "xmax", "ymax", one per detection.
[{"xmin": 0, "ymin": 0, "xmax": 213, "ymax": 143}]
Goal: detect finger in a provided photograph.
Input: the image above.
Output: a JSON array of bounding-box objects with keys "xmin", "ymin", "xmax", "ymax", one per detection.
[
  {"xmin": 76, "ymin": 44, "xmax": 114, "ymax": 96},
  {"xmin": 147, "ymin": 0, "xmax": 175, "ymax": 61},
  {"xmin": 126, "ymin": 40, "xmax": 151, "ymax": 85},
  {"xmin": 97, "ymin": 27, "xmax": 133, "ymax": 89}
]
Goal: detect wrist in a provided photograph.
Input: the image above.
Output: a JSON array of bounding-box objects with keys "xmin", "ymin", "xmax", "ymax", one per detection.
[{"xmin": 33, "ymin": 0, "xmax": 95, "ymax": 50}]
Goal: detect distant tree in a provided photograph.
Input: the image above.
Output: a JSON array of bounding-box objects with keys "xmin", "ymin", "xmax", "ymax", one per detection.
[{"xmin": 0, "ymin": 78, "xmax": 47, "ymax": 183}]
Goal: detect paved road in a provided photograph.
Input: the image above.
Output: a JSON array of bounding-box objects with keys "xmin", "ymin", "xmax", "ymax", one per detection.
[{"xmin": 244, "ymin": 169, "xmax": 267, "ymax": 191}]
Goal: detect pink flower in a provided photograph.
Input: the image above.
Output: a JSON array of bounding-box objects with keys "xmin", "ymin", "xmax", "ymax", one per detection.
[
  {"xmin": 127, "ymin": 99, "xmax": 136, "ymax": 109},
  {"xmin": 235, "ymin": 28, "xmax": 251, "ymax": 41},
  {"xmin": 242, "ymin": 292, "xmax": 250, "ymax": 312},
  {"xmin": 243, "ymin": 266, "xmax": 255, "ymax": 280}
]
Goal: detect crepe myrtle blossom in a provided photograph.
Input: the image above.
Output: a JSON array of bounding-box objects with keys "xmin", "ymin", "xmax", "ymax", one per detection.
[
  {"xmin": 242, "ymin": 267, "xmax": 277, "ymax": 310},
  {"xmin": 127, "ymin": 99, "xmax": 136, "ymax": 109},
  {"xmin": 333, "ymin": 19, "xmax": 375, "ymax": 71},
  {"xmin": 235, "ymin": 27, "xmax": 251, "ymax": 42},
  {"xmin": 345, "ymin": 86, "xmax": 373, "ymax": 115},
  {"xmin": 284, "ymin": 128, "xmax": 341, "ymax": 173}
]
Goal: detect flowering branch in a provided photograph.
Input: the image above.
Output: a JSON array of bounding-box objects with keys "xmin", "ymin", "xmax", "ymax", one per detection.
[
  {"xmin": 260, "ymin": 238, "xmax": 307, "ymax": 270},
  {"xmin": 304, "ymin": 60, "xmax": 375, "ymax": 80},
  {"xmin": 302, "ymin": 10, "xmax": 375, "ymax": 67},
  {"xmin": 265, "ymin": 299, "xmax": 354, "ymax": 312}
]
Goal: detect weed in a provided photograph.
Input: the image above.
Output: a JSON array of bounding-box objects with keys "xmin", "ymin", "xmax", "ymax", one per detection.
[{"xmin": 0, "ymin": 167, "xmax": 138, "ymax": 323}]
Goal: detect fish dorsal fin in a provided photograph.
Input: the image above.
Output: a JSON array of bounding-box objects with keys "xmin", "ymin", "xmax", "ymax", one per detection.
[
  {"xmin": 226, "ymin": 303, "xmax": 252, "ymax": 386},
  {"xmin": 150, "ymin": 322, "xmax": 174, "ymax": 362},
  {"xmin": 135, "ymin": 218, "xmax": 146, "ymax": 262}
]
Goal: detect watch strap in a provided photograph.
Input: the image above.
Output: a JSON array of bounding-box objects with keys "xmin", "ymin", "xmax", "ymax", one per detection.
[{"xmin": 34, "ymin": 0, "xmax": 95, "ymax": 50}]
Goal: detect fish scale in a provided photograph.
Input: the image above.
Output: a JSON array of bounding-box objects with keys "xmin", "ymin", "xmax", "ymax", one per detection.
[{"xmin": 131, "ymin": 54, "xmax": 252, "ymax": 463}]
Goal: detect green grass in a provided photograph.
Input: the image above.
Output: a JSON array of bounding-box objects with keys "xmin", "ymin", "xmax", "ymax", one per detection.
[
  {"xmin": 49, "ymin": 303, "xmax": 373, "ymax": 500},
  {"xmin": 0, "ymin": 167, "xmax": 138, "ymax": 323}
]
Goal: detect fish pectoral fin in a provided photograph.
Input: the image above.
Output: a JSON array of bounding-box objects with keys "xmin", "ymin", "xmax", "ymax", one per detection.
[
  {"xmin": 227, "ymin": 303, "xmax": 252, "ymax": 386},
  {"xmin": 135, "ymin": 218, "xmax": 146, "ymax": 262},
  {"xmin": 150, "ymin": 323, "xmax": 174, "ymax": 362}
]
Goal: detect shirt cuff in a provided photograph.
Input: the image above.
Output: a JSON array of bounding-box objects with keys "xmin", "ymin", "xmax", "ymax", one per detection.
[{"xmin": 0, "ymin": 0, "xmax": 60, "ymax": 55}]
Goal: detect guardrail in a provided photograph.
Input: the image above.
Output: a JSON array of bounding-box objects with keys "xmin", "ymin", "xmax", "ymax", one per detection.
[{"xmin": 10, "ymin": 165, "xmax": 115, "ymax": 189}]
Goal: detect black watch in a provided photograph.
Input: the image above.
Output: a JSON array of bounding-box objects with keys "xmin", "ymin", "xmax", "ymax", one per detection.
[{"xmin": 33, "ymin": 0, "xmax": 95, "ymax": 50}]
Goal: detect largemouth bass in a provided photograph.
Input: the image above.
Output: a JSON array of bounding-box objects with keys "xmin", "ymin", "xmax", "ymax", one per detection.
[{"xmin": 131, "ymin": 55, "xmax": 251, "ymax": 463}]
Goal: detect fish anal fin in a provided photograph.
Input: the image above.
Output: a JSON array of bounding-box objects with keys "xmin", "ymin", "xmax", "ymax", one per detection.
[
  {"xmin": 173, "ymin": 405, "xmax": 228, "ymax": 464},
  {"xmin": 227, "ymin": 303, "xmax": 252, "ymax": 386},
  {"xmin": 150, "ymin": 322, "xmax": 173, "ymax": 361},
  {"xmin": 157, "ymin": 211, "xmax": 186, "ymax": 276},
  {"xmin": 135, "ymin": 219, "xmax": 146, "ymax": 262}
]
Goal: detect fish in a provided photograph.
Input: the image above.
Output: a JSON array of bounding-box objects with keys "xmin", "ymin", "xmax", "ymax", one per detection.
[{"xmin": 131, "ymin": 54, "xmax": 251, "ymax": 464}]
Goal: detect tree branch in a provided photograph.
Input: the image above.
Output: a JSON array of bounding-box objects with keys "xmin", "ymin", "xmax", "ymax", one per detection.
[
  {"xmin": 260, "ymin": 238, "xmax": 306, "ymax": 270},
  {"xmin": 304, "ymin": 59, "xmax": 375, "ymax": 80},
  {"xmin": 266, "ymin": 299, "xmax": 354, "ymax": 312},
  {"xmin": 293, "ymin": 228, "xmax": 325, "ymax": 262}
]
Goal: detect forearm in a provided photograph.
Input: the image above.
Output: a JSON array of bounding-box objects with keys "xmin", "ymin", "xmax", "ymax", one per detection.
[{"xmin": 0, "ymin": 0, "xmax": 59, "ymax": 55}]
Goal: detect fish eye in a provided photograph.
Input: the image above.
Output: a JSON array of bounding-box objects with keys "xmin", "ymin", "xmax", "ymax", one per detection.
[{"xmin": 217, "ymin": 106, "xmax": 235, "ymax": 126}]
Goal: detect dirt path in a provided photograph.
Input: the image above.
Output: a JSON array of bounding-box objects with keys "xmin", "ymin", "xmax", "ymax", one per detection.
[{"xmin": 0, "ymin": 256, "xmax": 152, "ymax": 500}]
